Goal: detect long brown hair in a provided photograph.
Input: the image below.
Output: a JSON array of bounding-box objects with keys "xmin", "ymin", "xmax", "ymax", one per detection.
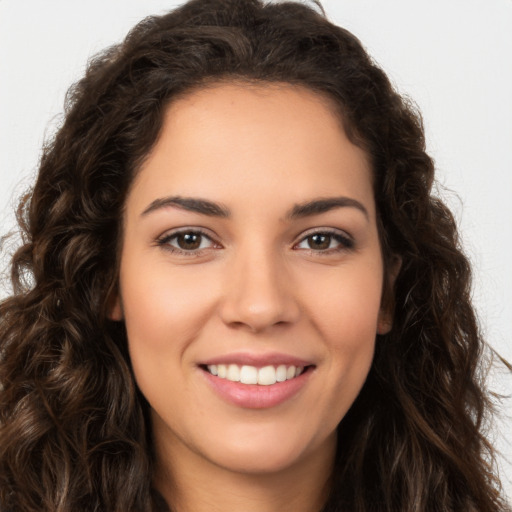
[{"xmin": 0, "ymin": 1, "xmax": 509, "ymax": 510}]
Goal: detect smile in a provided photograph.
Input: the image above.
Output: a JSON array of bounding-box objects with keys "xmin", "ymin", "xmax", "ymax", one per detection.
[{"xmin": 206, "ymin": 364, "xmax": 305, "ymax": 385}]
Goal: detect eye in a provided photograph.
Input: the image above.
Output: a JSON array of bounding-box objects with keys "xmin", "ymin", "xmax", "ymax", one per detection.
[
  {"xmin": 157, "ymin": 229, "xmax": 218, "ymax": 254},
  {"xmin": 295, "ymin": 230, "xmax": 354, "ymax": 252}
]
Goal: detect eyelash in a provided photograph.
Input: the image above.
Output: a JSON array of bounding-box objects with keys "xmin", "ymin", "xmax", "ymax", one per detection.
[
  {"xmin": 293, "ymin": 228, "xmax": 355, "ymax": 254},
  {"xmin": 156, "ymin": 228, "xmax": 219, "ymax": 257},
  {"xmin": 155, "ymin": 228, "xmax": 355, "ymax": 257}
]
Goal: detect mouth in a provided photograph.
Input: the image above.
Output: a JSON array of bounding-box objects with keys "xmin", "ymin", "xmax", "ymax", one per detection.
[
  {"xmin": 201, "ymin": 363, "xmax": 311, "ymax": 385},
  {"xmin": 200, "ymin": 363, "xmax": 315, "ymax": 408},
  {"xmin": 198, "ymin": 353, "xmax": 316, "ymax": 408}
]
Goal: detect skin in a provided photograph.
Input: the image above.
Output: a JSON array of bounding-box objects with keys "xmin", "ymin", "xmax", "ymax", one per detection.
[{"xmin": 111, "ymin": 83, "xmax": 392, "ymax": 512}]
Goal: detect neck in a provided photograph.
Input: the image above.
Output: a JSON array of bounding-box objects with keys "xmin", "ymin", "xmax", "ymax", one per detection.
[{"xmin": 153, "ymin": 434, "xmax": 335, "ymax": 512}]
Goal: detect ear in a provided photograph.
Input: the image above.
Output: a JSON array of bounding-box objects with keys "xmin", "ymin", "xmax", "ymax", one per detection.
[
  {"xmin": 377, "ymin": 309, "xmax": 393, "ymax": 335},
  {"xmin": 377, "ymin": 255, "xmax": 402, "ymax": 335},
  {"xmin": 107, "ymin": 289, "xmax": 124, "ymax": 321}
]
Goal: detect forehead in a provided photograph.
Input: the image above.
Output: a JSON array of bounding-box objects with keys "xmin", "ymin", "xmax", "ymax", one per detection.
[{"xmin": 129, "ymin": 82, "xmax": 375, "ymax": 219}]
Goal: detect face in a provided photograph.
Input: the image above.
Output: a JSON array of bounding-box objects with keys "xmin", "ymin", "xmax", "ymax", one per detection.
[{"xmin": 112, "ymin": 83, "xmax": 391, "ymax": 477}]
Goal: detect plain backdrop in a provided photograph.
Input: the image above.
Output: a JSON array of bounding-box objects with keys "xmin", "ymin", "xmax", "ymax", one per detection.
[{"xmin": 1, "ymin": 0, "xmax": 511, "ymax": 500}]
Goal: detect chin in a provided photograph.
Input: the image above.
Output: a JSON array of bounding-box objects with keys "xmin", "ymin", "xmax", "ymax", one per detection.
[
  {"xmin": 210, "ymin": 446, "xmax": 307, "ymax": 475},
  {"xmin": 198, "ymin": 424, "xmax": 334, "ymax": 476}
]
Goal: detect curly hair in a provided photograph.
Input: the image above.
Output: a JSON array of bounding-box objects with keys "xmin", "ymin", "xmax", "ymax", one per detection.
[{"xmin": 0, "ymin": 0, "xmax": 509, "ymax": 510}]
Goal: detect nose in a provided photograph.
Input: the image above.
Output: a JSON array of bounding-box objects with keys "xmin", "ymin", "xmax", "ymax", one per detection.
[{"xmin": 218, "ymin": 246, "xmax": 300, "ymax": 333}]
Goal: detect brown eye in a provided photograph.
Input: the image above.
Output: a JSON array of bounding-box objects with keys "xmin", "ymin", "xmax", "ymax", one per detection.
[
  {"xmin": 295, "ymin": 230, "xmax": 354, "ymax": 252},
  {"xmin": 307, "ymin": 233, "xmax": 331, "ymax": 250},
  {"xmin": 158, "ymin": 230, "xmax": 216, "ymax": 253},
  {"xmin": 176, "ymin": 232, "xmax": 202, "ymax": 250}
]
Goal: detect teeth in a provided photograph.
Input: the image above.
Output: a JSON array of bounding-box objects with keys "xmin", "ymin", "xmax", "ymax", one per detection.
[
  {"xmin": 206, "ymin": 364, "xmax": 305, "ymax": 385},
  {"xmin": 217, "ymin": 364, "xmax": 227, "ymax": 378},
  {"xmin": 227, "ymin": 364, "xmax": 240, "ymax": 381},
  {"xmin": 276, "ymin": 364, "xmax": 287, "ymax": 382},
  {"xmin": 258, "ymin": 365, "xmax": 276, "ymax": 385},
  {"xmin": 240, "ymin": 365, "xmax": 258, "ymax": 384}
]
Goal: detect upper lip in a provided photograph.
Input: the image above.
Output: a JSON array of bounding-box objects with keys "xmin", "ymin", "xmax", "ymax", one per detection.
[{"xmin": 200, "ymin": 352, "xmax": 314, "ymax": 368}]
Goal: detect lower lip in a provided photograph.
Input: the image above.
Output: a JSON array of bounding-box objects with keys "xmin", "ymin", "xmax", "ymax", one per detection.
[{"xmin": 201, "ymin": 368, "xmax": 312, "ymax": 409}]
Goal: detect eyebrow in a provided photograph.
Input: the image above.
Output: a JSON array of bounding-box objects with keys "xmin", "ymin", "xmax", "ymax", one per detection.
[
  {"xmin": 141, "ymin": 196, "xmax": 230, "ymax": 217},
  {"xmin": 288, "ymin": 197, "xmax": 369, "ymax": 220},
  {"xmin": 141, "ymin": 195, "xmax": 368, "ymax": 220}
]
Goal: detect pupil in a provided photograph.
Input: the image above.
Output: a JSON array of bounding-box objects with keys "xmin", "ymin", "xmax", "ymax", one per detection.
[
  {"xmin": 178, "ymin": 232, "xmax": 201, "ymax": 250},
  {"xmin": 309, "ymin": 234, "xmax": 330, "ymax": 250}
]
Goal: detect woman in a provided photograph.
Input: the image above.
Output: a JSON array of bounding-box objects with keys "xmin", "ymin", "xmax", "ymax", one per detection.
[{"xmin": 0, "ymin": 0, "xmax": 509, "ymax": 510}]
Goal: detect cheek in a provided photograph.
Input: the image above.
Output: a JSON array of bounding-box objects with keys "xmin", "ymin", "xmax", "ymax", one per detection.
[
  {"xmin": 120, "ymin": 276, "xmax": 214, "ymax": 418},
  {"xmin": 306, "ymin": 261, "xmax": 383, "ymax": 341},
  {"xmin": 118, "ymin": 257, "xmax": 220, "ymax": 393},
  {"xmin": 120, "ymin": 259, "xmax": 218, "ymax": 342},
  {"xmin": 301, "ymin": 259, "xmax": 382, "ymax": 395}
]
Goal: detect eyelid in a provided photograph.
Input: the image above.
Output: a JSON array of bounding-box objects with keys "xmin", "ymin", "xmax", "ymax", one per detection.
[
  {"xmin": 154, "ymin": 226, "xmax": 354, "ymax": 256},
  {"xmin": 293, "ymin": 227, "xmax": 355, "ymax": 251},
  {"xmin": 155, "ymin": 227, "xmax": 222, "ymax": 255}
]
